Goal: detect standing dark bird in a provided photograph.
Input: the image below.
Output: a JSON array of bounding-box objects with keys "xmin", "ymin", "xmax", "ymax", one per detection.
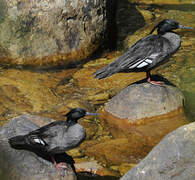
[
  {"xmin": 8, "ymin": 108, "xmax": 98, "ymax": 176},
  {"xmin": 94, "ymin": 19, "xmax": 193, "ymax": 85}
]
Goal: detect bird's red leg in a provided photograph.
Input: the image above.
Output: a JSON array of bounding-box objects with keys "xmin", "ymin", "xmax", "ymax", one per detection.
[
  {"xmin": 51, "ymin": 156, "xmax": 68, "ymax": 176},
  {"xmin": 146, "ymin": 71, "xmax": 164, "ymax": 86}
]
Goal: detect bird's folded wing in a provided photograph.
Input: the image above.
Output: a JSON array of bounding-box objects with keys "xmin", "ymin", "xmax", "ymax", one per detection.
[
  {"xmin": 113, "ymin": 35, "xmax": 170, "ymax": 70},
  {"xmin": 27, "ymin": 121, "xmax": 67, "ymax": 147}
]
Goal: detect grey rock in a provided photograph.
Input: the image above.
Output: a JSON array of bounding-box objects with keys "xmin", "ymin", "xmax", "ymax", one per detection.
[
  {"xmin": 0, "ymin": 114, "xmax": 76, "ymax": 180},
  {"xmin": 106, "ymin": 83, "xmax": 184, "ymax": 122},
  {"xmin": 0, "ymin": 0, "xmax": 108, "ymax": 66},
  {"xmin": 120, "ymin": 122, "xmax": 195, "ymax": 180}
]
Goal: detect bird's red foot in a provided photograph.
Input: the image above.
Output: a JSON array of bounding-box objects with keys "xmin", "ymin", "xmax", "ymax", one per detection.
[
  {"xmin": 51, "ymin": 156, "xmax": 70, "ymax": 176},
  {"xmin": 55, "ymin": 162, "xmax": 70, "ymax": 176},
  {"xmin": 147, "ymin": 77, "xmax": 165, "ymax": 86}
]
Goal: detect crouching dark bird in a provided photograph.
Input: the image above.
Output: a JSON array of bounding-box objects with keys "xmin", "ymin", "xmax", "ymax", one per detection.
[
  {"xmin": 94, "ymin": 19, "xmax": 193, "ymax": 85},
  {"xmin": 8, "ymin": 108, "xmax": 98, "ymax": 176}
]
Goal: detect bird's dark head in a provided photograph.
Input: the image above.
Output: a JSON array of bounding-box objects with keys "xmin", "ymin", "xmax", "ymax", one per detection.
[
  {"xmin": 150, "ymin": 19, "xmax": 193, "ymax": 35},
  {"xmin": 65, "ymin": 108, "xmax": 98, "ymax": 123}
]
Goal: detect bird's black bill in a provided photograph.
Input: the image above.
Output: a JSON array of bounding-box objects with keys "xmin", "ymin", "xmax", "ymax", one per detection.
[
  {"xmin": 85, "ymin": 112, "xmax": 99, "ymax": 116},
  {"xmin": 178, "ymin": 24, "xmax": 193, "ymax": 30}
]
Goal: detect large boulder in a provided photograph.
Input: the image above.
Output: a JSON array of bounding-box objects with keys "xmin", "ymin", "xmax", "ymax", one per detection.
[
  {"xmin": 0, "ymin": 0, "xmax": 110, "ymax": 67},
  {"xmin": 120, "ymin": 122, "xmax": 195, "ymax": 180},
  {"xmin": 0, "ymin": 114, "xmax": 76, "ymax": 180},
  {"xmin": 105, "ymin": 83, "xmax": 184, "ymax": 121}
]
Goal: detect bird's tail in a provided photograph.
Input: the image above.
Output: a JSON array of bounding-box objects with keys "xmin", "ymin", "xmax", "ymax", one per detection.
[
  {"xmin": 93, "ymin": 64, "xmax": 117, "ymax": 79},
  {"xmin": 8, "ymin": 135, "xmax": 27, "ymax": 149}
]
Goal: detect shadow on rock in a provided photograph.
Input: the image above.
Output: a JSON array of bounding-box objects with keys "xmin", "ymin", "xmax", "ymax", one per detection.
[
  {"xmin": 87, "ymin": 0, "xmax": 146, "ymax": 62},
  {"xmin": 115, "ymin": 0, "xmax": 146, "ymax": 48},
  {"xmin": 131, "ymin": 74, "xmax": 176, "ymax": 87},
  {"xmin": 77, "ymin": 172, "xmax": 118, "ymax": 180}
]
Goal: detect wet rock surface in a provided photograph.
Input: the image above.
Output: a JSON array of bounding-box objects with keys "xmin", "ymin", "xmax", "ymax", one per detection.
[
  {"xmin": 85, "ymin": 138, "xmax": 147, "ymax": 166},
  {"xmin": 120, "ymin": 122, "xmax": 195, "ymax": 180},
  {"xmin": 75, "ymin": 159, "xmax": 118, "ymax": 177},
  {"xmin": 0, "ymin": 114, "xmax": 76, "ymax": 180},
  {"xmin": 0, "ymin": 0, "xmax": 109, "ymax": 67},
  {"xmin": 84, "ymin": 107, "xmax": 188, "ymax": 168}
]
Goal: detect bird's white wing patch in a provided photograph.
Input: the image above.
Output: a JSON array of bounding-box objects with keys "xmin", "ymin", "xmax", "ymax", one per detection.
[
  {"xmin": 129, "ymin": 60, "xmax": 144, "ymax": 69},
  {"xmin": 145, "ymin": 59, "xmax": 153, "ymax": 64},
  {"xmin": 129, "ymin": 53, "xmax": 159, "ymax": 69},
  {"xmin": 137, "ymin": 62, "xmax": 148, "ymax": 68},
  {"xmin": 33, "ymin": 138, "xmax": 45, "ymax": 145}
]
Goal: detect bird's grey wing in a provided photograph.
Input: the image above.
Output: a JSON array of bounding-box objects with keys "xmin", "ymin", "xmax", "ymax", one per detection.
[
  {"xmin": 116, "ymin": 35, "xmax": 172, "ymax": 70},
  {"xmin": 25, "ymin": 121, "xmax": 68, "ymax": 149}
]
